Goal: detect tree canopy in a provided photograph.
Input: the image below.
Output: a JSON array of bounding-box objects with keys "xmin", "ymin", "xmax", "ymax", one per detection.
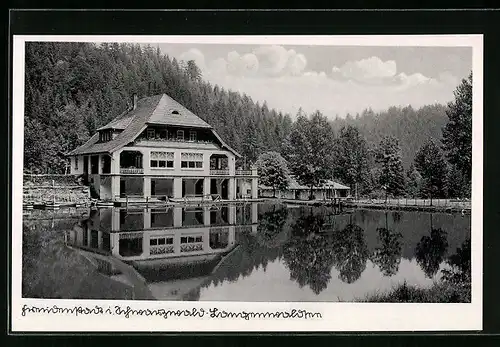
[
  {"xmin": 442, "ymin": 73, "xmax": 472, "ymax": 183},
  {"xmin": 283, "ymin": 111, "xmax": 335, "ymax": 197},
  {"xmin": 255, "ymin": 151, "xmax": 290, "ymax": 197},
  {"xmin": 414, "ymin": 140, "xmax": 449, "ymax": 199},
  {"xmin": 332, "ymin": 125, "xmax": 371, "ymax": 197},
  {"xmin": 374, "ymin": 136, "xmax": 406, "ymax": 198}
]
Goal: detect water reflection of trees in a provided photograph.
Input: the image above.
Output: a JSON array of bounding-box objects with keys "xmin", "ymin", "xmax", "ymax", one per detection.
[
  {"xmin": 442, "ymin": 238, "xmax": 471, "ymax": 284},
  {"xmin": 415, "ymin": 228, "xmax": 449, "ymax": 278},
  {"xmin": 371, "ymin": 228, "xmax": 403, "ymax": 276},
  {"xmin": 255, "ymin": 206, "xmax": 289, "ymax": 248},
  {"xmin": 282, "ymin": 213, "xmax": 369, "ymax": 294},
  {"xmin": 283, "ymin": 214, "xmax": 336, "ymax": 294},
  {"xmin": 331, "ymin": 224, "xmax": 369, "ymax": 284}
]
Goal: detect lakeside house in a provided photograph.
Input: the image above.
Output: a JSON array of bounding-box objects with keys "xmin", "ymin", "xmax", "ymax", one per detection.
[
  {"xmin": 67, "ymin": 94, "xmax": 258, "ymax": 202},
  {"xmin": 259, "ymin": 176, "xmax": 351, "ymax": 200}
]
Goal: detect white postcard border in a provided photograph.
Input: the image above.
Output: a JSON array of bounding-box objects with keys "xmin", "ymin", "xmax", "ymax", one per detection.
[{"xmin": 11, "ymin": 34, "xmax": 483, "ymax": 332}]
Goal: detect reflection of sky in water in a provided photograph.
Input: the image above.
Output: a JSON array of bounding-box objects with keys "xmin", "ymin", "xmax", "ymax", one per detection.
[{"xmin": 198, "ymin": 258, "xmax": 447, "ymax": 302}]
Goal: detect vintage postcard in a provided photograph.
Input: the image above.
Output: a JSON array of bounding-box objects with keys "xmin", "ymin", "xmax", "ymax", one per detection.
[{"xmin": 11, "ymin": 34, "xmax": 483, "ymax": 332}]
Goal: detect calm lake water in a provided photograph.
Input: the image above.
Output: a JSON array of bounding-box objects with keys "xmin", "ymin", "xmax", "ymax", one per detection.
[{"xmin": 22, "ymin": 202, "xmax": 471, "ymax": 302}]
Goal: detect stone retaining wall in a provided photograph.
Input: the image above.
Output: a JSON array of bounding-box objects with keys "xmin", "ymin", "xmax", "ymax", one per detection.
[{"xmin": 23, "ymin": 174, "xmax": 90, "ymax": 205}]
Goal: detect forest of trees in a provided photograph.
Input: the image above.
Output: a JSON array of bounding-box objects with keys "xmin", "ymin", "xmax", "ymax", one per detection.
[
  {"xmin": 262, "ymin": 73, "xmax": 472, "ymax": 200},
  {"xmin": 24, "ymin": 42, "xmax": 472, "ymax": 199}
]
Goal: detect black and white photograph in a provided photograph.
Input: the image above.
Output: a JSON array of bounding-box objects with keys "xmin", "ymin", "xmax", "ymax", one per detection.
[{"xmin": 11, "ymin": 33, "xmax": 483, "ymax": 332}]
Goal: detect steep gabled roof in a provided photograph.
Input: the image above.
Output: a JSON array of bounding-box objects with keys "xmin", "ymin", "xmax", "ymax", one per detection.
[
  {"xmin": 68, "ymin": 94, "xmax": 240, "ymax": 157},
  {"xmin": 97, "ymin": 109, "xmax": 135, "ymax": 131},
  {"xmin": 148, "ymin": 94, "xmax": 212, "ymax": 128}
]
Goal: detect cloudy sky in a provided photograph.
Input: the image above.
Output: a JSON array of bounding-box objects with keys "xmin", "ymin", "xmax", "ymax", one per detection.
[{"xmin": 154, "ymin": 43, "xmax": 471, "ymax": 119}]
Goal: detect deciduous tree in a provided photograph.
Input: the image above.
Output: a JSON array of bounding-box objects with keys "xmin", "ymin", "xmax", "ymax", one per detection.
[
  {"xmin": 442, "ymin": 73, "xmax": 472, "ymax": 185},
  {"xmin": 332, "ymin": 125, "xmax": 371, "ymax": 199},
  {"xmin": 283, "ymin": 111, "xmax": 335, "ymax": 199},
  {"xmin": 255, "ymin": 151, "xmax": 290, "ymax": 197},
  {"xmin": 375, "ymin": 136, "xmax": 406, "ymax": 200},
  {"xmin": 414, "ymin": 140, "xmax": 448, "ymax": 202},
  {"xmin": 405, "ymin": 164, "xmax": 422, "ymax": 197}
]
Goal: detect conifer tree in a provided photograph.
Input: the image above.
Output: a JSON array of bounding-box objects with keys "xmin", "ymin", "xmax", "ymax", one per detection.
[{"xmin": 375, "ymin": 136, "xmax": 406, "ymax": 200}]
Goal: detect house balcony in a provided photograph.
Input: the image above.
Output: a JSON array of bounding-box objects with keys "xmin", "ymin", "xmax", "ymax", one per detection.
[
  {"xmin": 235, "ymin": 169, "xmax": 253, "ymax": 176},
  {"xmin": 210, "ymin": 169, "xmax": 229, "ymax": 176},
  {"xmin": 120, "ymin": 168, "xmax": 144, "ymax": 174}
]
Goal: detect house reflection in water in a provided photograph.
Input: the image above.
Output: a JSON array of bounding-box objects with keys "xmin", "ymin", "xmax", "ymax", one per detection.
[{"xmin": 66, "ymin": 203, "xmax": 259, "ymax": 300}]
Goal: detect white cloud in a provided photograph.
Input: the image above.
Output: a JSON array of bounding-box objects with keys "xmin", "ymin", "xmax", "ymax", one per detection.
[
  {"xmin": 253, "ymin": 45, "xmax": 290, "ymax": 76},
  {"xmin": 303, "ymin": 71, "xmax": 327, "ymax": 79},
  {"xmin": 286, "ymin": 52, "xmax": 307, "ymax": 76},
  {"xmin": 177, "ymin": 48, "xmax": 457, "ymax": 118},
  {"xmin": 181, "ymin": 45, "xmax": 308, "ymax": 79},
  {"xmin": 226, "ymin": 51, "xmax": 259, "ymax": 76},
  {"xmin": 332, "ymin": 56, "xmax": 397, "ymax": 81},
  {"xmin": 394, "ymin": 72, "xmax": 437, "ymax": 88},
  {"xmin": 179, "ymin": 48, "xmax": 206, "ymax": 71},
  {"xmin": 209, "ymin": 72, "xmax": 455, "ymax": 118}
]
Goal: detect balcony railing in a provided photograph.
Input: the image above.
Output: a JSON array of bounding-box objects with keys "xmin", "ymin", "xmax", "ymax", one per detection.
[
  {"xmin": 180, "ymin": 243, "xmax": 203, "ymax": 253},
  {"xmin": 120, "ymin": 168, "xmax": 144, "ymax": 174},
  {"xmin": 235, "ymin": 169, "xmax": 253, "ymax": 176},
  {"xmin": 210, "ymin": 169, "xmax": 229, "ymax": 176},
  {"xmin": 150, "ymin": 245, "xmax": 175, "ymax": 255},
  {"xmin": 140, "ymin": 136, "xmax": 215, "ymax": 144}
]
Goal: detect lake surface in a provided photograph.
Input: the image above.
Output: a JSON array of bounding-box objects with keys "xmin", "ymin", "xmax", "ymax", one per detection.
[{"xmin": 22, "ymin": 202, "xmax": 471, "ymax": 302}]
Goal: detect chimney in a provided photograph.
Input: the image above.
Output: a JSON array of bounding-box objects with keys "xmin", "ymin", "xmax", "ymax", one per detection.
[{"xmin": 133, "ymin": 94, "xmax": 138, "ymax": 110}]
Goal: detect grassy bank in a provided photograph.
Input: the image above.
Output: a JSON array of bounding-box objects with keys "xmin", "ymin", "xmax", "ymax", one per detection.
[
  {"xmin": 22, "ymin": 224, "xmax": 133, "ymax": 300},
  {"xmin": 361, "ymin": 281, "xmax": 471, "ymax": 303}
]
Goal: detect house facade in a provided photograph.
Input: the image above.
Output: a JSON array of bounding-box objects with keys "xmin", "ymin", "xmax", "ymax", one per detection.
[{"xmin": 68, "ymin": 94, "xmax": 258, "ymax": 202}]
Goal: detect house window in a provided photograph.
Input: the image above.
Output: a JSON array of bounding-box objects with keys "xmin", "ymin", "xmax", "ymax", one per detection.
[
  {"xmin": 150, "ymin": 151, "xmax": 174, "ymax": 169},
  {"xmin": 181, "ymin": 153, "xmax": 203, "ymax": 169},
  {"xmin": 180, "ymin": 235, "xmax": 203, "ymax": 244},
  {"xmin": 150, "ymin": 237, "xmax": 173, "ymax": 246},
  {"xmin": 74, "ymin": 157, "xmax": 79, "ymax": 170},
  {"xmin": 147, "ymin": 128, "xmax": 155, "ymax": 139},
  {"xmin": 176, "ymin": 130, "xmax": 184, "ymax": 141},
  {"xmin": 189, "ymin": 131, "xmax": 197, "ymax": 141},
  {"xmin": 100, "ymin": 131, "xmax": 111, "ymax": 142}
]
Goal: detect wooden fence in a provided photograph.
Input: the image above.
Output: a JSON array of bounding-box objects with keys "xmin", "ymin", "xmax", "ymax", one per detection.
[{"xmin": 355, "ymin": 198, "xmax": 471, "ymax": 209}]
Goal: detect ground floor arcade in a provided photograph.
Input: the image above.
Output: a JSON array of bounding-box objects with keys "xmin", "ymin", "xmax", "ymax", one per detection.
[{"xmin": 89, "ymin": 175, "xmax": 258, "ymax": 201}]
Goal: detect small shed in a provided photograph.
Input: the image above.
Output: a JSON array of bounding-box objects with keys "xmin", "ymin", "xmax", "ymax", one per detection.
[{"xmin": 259, "ymin": 176, "xmax": 350, "ymax": 200}]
